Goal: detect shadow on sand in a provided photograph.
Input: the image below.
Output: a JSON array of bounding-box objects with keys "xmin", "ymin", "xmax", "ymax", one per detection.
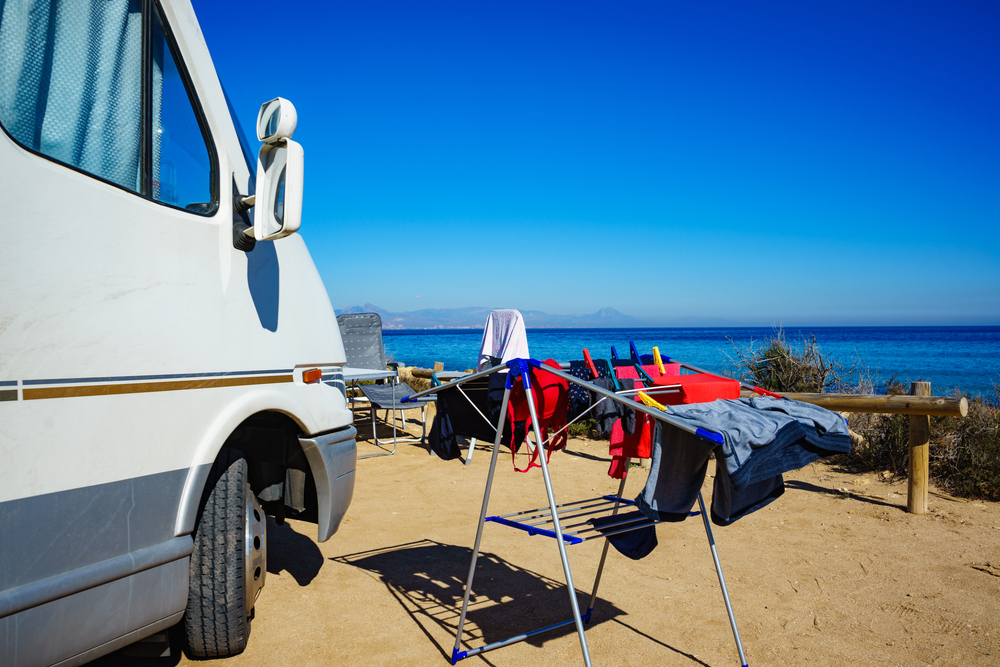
[
  {"xmin": 331, "ymin": 539, "xmax": 627, "ymax": 663},
  {"xmin": 785, "ymin": 479, "xmax": 905, "ymax": 510}
]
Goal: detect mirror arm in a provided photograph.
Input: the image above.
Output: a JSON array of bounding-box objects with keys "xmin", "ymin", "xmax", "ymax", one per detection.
[
  {"xmin": 234, "ymin": 194, "xmax": 256, "ymax": 215},
  {"xmin": 231, "ymin": 177, "xmax": 256, "ymax": 252}
]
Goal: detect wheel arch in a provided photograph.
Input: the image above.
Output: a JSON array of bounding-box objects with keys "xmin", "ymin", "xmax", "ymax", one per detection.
[{"xmin": 174, "ymin": 390, "xmax": 317, "ymax": 537}]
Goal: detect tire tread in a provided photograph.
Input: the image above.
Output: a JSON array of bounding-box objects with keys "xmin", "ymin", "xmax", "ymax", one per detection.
[{"xmin": 184, "ymin": 449, "xmax": 250, "ymax": 657}]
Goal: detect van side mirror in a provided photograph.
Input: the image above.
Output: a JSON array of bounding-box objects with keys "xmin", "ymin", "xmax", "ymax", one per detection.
[{"xmin": 253, "ymin": 98, "xmax": 303, "ymax": 241}]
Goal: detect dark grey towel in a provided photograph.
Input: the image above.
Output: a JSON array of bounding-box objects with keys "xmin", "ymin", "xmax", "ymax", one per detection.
[
  {"xmin": 658, "ymin": 397, "xmax": 850, "ymax": 490},
  {"xmin": 635, "ymin": 398, "xmax": 849, "ymax": 526}
]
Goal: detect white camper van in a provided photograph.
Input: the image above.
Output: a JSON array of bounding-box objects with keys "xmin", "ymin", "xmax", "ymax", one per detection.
[{"xmin": 0, "ymin": 1, "xmax": 357, "ymax": 665}]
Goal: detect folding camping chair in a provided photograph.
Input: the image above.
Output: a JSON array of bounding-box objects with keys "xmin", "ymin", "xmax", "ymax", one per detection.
[{"xmin": 337, "ymin": 312, "xmax": 433, "ymax": 457}]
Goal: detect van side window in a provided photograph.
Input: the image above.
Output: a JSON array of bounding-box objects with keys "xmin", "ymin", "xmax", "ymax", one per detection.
[
  {"xmin": 0, "ymin": 0, "xmax": 144, "ymax": 192},
  {"xmin": 0, "ymin": 0, "xmax": 217, "ymax": 214},
  {"xmin": 150, "ymin": 6, "xmax": 213, "ymax": 211}
]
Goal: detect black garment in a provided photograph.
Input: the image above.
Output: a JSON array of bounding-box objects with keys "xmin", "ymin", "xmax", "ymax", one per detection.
[
  {"xmin": 711, "ymin": 463, "xmax": 784, "ymax": 526},
  {"xmin": 591, "ymin": 378, "xmax": 636, "ymax": 439},
  {"xmin": 428, "ymin": 377, "xmax": 495, "ymax": 461},
  {"xmin": 635, "ymin": 422, "xmax": 785, "ymax": 526},
  {"xmin": 587, "ymin": 511, "xmax": 658, "ymax": 560},
  {"xmin": 567, "ymin": 360, "xmax": 593, "ymax": 422},
  {"xmin": 427, "ymin": 408, "xmax": 461, "ymax": 460},
  {"xmin": 592, "ymin": 378, "xmax": 618, "ymax": 438},
  {"xmin": 487, "ymin": 372, "xmax": 526, "ymax": 452}
]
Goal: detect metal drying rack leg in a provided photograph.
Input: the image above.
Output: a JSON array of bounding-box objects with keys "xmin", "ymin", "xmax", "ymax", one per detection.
[
  {"xmin": 586, "ymin": 466, "xmax": 630, "ymax": 618},
  {"xmin": 697, "ymin": 491, "xmax": 749, "ymax": 667},
  {"xmin": 450, "ymin": 371, "xmax": 593, "ymax": 667},
  {"xmin": 451, "ymin": 384, "xmax": 511, "ymax": 664},
  {"xmin": 522, "ymin": 373, "xmax": 593, "ymax": 667}
]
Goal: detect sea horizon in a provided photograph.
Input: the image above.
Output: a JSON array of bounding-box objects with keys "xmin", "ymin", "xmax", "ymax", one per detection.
[{"xmin": 382, "ymin": 324, "xmax": 1000, "ymax": 397}]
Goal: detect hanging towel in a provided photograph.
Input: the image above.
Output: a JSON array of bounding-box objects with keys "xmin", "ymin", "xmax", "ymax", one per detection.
[
  {"xmin": 608, "ymin": 410, "xmax": 654, "ymax": 479},
  {"xmin": 634, "ymin": 422, "xmax": 786, "ymax": 525},
  {"xmin": 651, "ymin": 374, "xmax": 741, "ymax": 405},
  {"xmin": 477, "ymin": 309, "xmax": 530, "ymax": 371}
]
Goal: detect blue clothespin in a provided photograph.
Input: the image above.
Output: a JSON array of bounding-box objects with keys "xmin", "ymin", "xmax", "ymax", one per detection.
[
  {"xmin": 597, "ymin": 358, "xmax": 620, "ymax": 391},
  {"xmin": 610, "ymin": 346, "xmax": 619, "ymax": 360},
  {"xmin": 629, "ymin": 341, "xmax": 641, "ymax": 363},
  {"xmin": 634, "ymin": 363, "xmax": 654, "ymax": 386}
]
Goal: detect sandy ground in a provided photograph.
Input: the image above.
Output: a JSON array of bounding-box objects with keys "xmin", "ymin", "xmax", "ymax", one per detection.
[{"xmin": 95, "ymin": 412, "xmax": 1000, "ymax": 667}]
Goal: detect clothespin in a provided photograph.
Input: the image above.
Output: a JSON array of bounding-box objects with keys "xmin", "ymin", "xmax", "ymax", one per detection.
[
  {"xmin": 751, "ymin": 385, "xmax": 784, "ymax": 399},
  {"xmin": 598, "ymin": 359, "xmax": 620, "ymax": 391},
  {"xmin": 629, "ymin": 341, "xmax": 641, "ymax": 363},
  {"xmin": 633, "ymin": 364, "xmax": 655, "ymax": 386},
  {"xmin": 637, "ymin": 391, "xmax": 667, "ymax": 411},
  {"xmin": 652, "ymin": 347, "xmax": 665, "ymax": 375},
  {"xmin": 610, "ymin": 346, "xmax": 619, "ymax": 360},
  {"xmin": 582, "ymin": 348, "xmax": 600, "ymax": 380}
]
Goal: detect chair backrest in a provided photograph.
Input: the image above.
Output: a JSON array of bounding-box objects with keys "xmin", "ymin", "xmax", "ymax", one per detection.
[{"xmin": 337, "ymin": 312, "xmax": 387, "ymax": 370}]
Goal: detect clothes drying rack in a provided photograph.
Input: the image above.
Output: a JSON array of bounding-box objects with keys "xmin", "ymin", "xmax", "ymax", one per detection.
[{"xmin": 404, "ymin": 356, "xmax": 753, "ymax": 667}]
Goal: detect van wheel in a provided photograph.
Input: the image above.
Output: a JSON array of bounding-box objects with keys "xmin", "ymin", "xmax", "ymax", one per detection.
[{"xmin": 184, "ymin": 449, "xmax": 267, "ymax": 657}]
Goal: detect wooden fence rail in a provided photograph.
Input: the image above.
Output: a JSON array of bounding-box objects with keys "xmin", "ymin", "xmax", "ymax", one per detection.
[{"xmin": 741, "ymin": 382, "xmax": 964, "ymax": 514}]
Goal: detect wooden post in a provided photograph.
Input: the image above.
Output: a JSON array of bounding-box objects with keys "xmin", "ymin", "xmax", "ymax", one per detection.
[{"xmin": 907, "ymin": 382, "xmax": 931, "ymax": 514}]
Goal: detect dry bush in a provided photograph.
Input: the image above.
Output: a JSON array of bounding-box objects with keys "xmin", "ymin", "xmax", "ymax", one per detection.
[
  {"xmin": 727, "ymin": 327, "xmax": 852, "ymax": 393},
  {"xmin": 930, "ymin": 390, "xmax": 1000, "ymax": 500},
  {"xmin": 729, "ymin": 333, "xmax": 1000, "ymax": 500},
  {"xmin": 841, "ymin": 377, "xmax": 1000, "ymax": 500}
]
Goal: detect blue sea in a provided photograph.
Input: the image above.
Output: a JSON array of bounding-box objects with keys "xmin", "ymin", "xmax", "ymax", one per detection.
[{"xmin": 383, "ymin": 326, "xmax": 1000, "ymax": 397}]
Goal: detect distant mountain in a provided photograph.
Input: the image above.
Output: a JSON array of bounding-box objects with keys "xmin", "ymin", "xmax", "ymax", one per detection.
[{"xmin": 334, "ymin": 304, "xmax": 651, "ymax": 329}]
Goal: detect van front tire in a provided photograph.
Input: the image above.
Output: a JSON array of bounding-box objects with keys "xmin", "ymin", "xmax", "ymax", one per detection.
[{"xmin": 184, "ymin": 449, "xmax": 259, "ymax": 657}]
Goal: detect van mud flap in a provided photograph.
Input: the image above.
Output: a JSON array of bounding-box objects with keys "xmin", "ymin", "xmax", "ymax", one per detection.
[{"xmin": 298, "ymin": 426, "xmax": 357, "ymax": 542}]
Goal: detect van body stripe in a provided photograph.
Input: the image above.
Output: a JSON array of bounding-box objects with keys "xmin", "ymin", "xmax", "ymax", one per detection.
[
  {"xmin": 22, "ymin": 374, "xmax": 293, "ymax": 400},
  {"xmin": 22, "ymin": 369, "xmax": 291, "ymax": 386}
]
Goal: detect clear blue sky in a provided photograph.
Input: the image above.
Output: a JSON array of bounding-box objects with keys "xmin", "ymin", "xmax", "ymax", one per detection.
[{"xmin": 194, "ymin": 0, "xmax": 999, "ymax": 326}]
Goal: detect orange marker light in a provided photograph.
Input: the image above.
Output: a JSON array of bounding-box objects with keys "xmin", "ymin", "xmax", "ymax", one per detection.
[{"xmin": 303, "ymin": 368, "xmax": 323, "ymax": 384}]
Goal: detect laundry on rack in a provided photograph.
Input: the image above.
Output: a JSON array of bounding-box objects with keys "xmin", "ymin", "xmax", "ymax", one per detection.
[
  {"xmin": 679, "ymin": 396, "xmax": 851, "ymax": 490},
  {"xmin": 587, "ymin": 510, "xmax": 658, "ymax": 560},
  {"xmin": 566, "ymin": 360, "xmax": 593, "ymax": 422},
  {"xmin": 504, "ymin": 359, "xmax": 570, "ymax": 472},
  {"xmin": 477, "ymin": 309, "xmax": 529, "ymax": 371},
  {"xmin": 613, "ymin": 362, "xmax": 680, "ymax": 383},
  {"xmin": 636, "ymin": 397, "xmax": 850, "ymax": 525},
  {"xmin": 634, "ymin": 422, "xmax": 785, "ymax": 525},
  {"xmin": 650, "ymin": 373, "xmax": 741, "ymax": 405},
  {"xmin": 608, "ymin": 409, "xmax": 653, "ymax": 479},
  {"xmin": 428, "ymin": 377, "xmax": 495, "ymax": 461},
  {"xmin": 591, "ymin": 377, "xmax": 636, "ymax": 439},
  {"xmin": 601, "ymin": 372, "xmax": 738, "ymax": 478}
]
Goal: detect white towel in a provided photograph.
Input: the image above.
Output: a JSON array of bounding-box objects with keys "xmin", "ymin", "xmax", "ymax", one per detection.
[{"xmin": 477, "ymin": 309, "xmax": 529, "ymax": 370}]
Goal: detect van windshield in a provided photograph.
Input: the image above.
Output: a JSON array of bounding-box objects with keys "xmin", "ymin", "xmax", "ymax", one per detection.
[{"xmin": 221, "ymin": 83, "xmax": 257, "ymax": 190}]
